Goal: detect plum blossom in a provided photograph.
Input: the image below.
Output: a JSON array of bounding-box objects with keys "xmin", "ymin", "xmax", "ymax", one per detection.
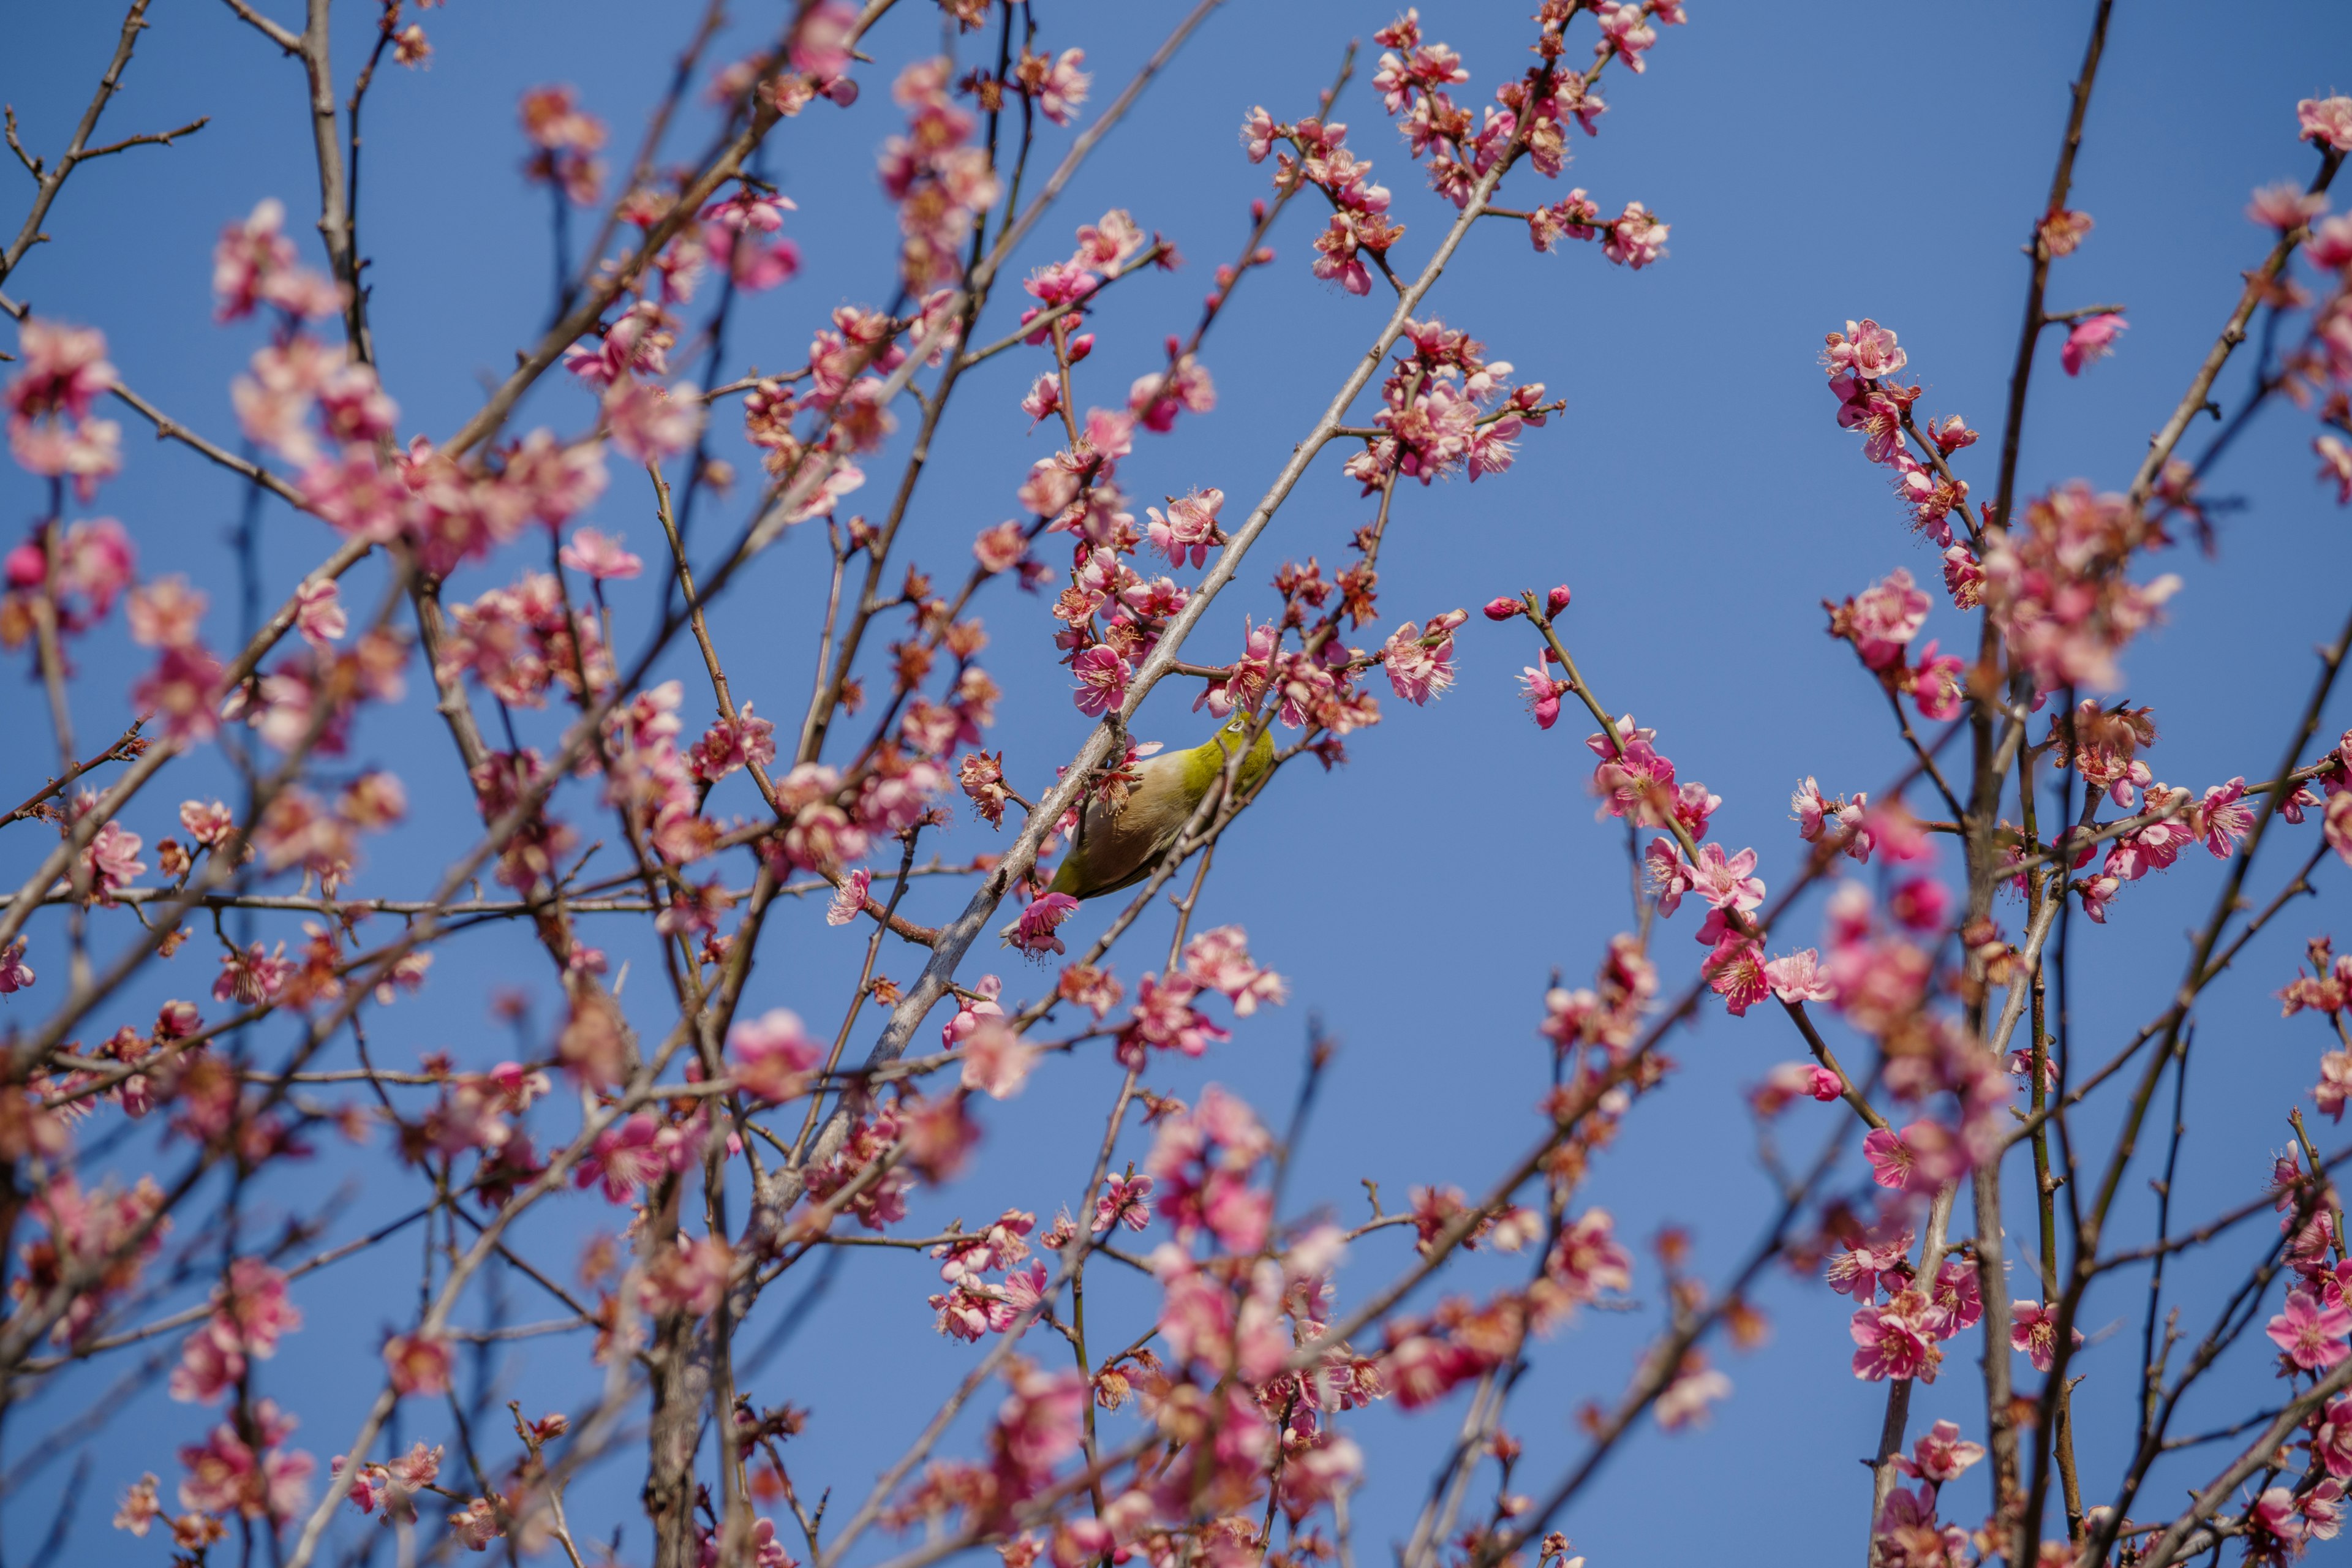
[
  {"xmin": 1069, "ymin": 644, "xmax": 1129, "ymax": 717},
  {"xmin": 1010, "ymin": 892, "xmax": 1080, "ymax": 957},
  {"xmin": 731, "ymin": 1009, "xmax": 818, "ymax": 1102},
  {"xmin": 2267, "ymin": 1288, "xmax": 2352, "ymax": 1370},
  {"xmin": 2059, "ymin": 313, "xmax": 2125, "ymax": 375},
  {"xmin": 1852, "ymin": 1294, "xmax": 1939, "ymax": 1382},
  {"xmin": 1145, "ymin": 489, "xmax": 1225, "ymax": 569},
  {"xmin": 2248, "ymin": 181, "xmax": 2328, "ymax": 231},
  {"xmin": 1764, "ymin": 949, "xmax": 1836, "ymax": 1006},
  {"xmin": 2302, "ymin": 96, "xmax": 2352, "ymax": 153},
  {"xmin": 2009, "ymin": 1300, "xmax": 2084, "ymax": 1373},
  {"xmin": 1521, "ymin": 666, "xmax": 1570, "ymax": 729},
  {"xmin": 560, "ymin": 527, "xmax": 643, "ymax": 580}
]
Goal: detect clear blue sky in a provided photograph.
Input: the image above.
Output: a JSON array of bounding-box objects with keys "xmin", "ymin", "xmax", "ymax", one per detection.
[{"xmin": 4, "ymin": 1, "xmax": 2351, "ymax": 1562}]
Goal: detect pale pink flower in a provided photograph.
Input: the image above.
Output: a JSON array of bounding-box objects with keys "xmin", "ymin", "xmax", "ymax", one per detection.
[
  {"xmin": 731, "ymin": 1009, "xmax": 818, "ymax": 1102},
  {"xmin": 1763, "ymin": 948, "xmax": 1835, "ymax": 1006},
  {"xmin": 1601, "ymin": 201, "xmax": 1667, "ymax": 268},
  {"xmin": 2302, "ymin": 96, "xmax": 2352, "ymax": 152},
  {"xmin": 2248, "ymin": 181, "xmax": 2328, "ymax": 230},
  {"xmin": 1025, "ymin": 47, "xmax": 1091, "ymax": 126},
  {"xmin": 602, "ymin": 379, "xmax": 703, "ymax": 462},
  {"xmin": 1897, "ymin": 1419, "xmax": 1984, "ymax": 1483},
  {"xmin": 690, "ymin": 703, "xmax": 776, "ymax": 783},
  {"xmin": 1653, "ymin": 1354, "xmax": 1732, "ymax": 1430},
  {"xmin": 825, "ymin": 866, "xmax": 871, "ymax": 927},
  {"xmin": 1864, "ymin": 1121, "xmax": 1967, "ymax": 1194},
  {"xmin": 2319, "ymin": 435, "xmax": 2352, "ymax": 505},
  {"xmin": 560, "ymin": 527, "xmax": 643, "ymax": 580},
  {"xmin": 1384, "ymin": 611, "xmax": 1464, "ymax": 705},
  {"xmin": 1823, "ymin": 318, "xmax": 1907, "ymax": 381},
  {"xmin": 2059, "ymin": 313, "xmax": 2125, "ymax": 375},
  {"xmin": 383, "ymin": 1331, "xmax": 452, "ymax": 1396},
  {"xmin": 959, "ymin": 1017, "xmax": 1038, "ymax": 1100},
  {"xmin": 80, "ymin": 820, "xmax": 146, "ymax": 907},
  {"xmin": 293, "ymin": 579, "xmax": 345, "ymax": 649},
  {"xmin": 1844, "ymin": 568, "xmax": 1931, "ymax": 670}
]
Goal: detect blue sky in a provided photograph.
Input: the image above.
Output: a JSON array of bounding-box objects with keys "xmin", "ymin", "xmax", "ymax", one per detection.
[{"xmin": 5, "ymin": 1, "xmax": 2352, "ymax": 1562}]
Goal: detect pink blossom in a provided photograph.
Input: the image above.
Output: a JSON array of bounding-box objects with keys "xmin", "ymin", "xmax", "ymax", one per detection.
[
  {"xmin": 959, "ymin": 1017, "xmax": 1038, "ymax": 1100},
  {"xmin": 1383, "ymin": 610, "xmax": 1464, "ymax": 705},
  {"xmin": 0, "ymin": 940, "xmax": 31, "ymax": 994},
  {"xmin": 1763, "ymin": 948, "xmax": 1835, "ymax": 1006},
  {"xmin": 2008, "ymin": 1299, "xmax": 2084, "ymax": 1372},
  {"xmin": 2248, "ymin": 181, "xmax": 2328, "ymax": 231},
  {"xmin": 1180, "ymin": 925, "xmax": 1287, "ymax": 1016},
  {"xmin": 825, "ymin": 866, "xmax": 871, "ymax": 927},
  {"xmin": 603, "ymin": 379, "xmax": 703, "ymax": 462},
  {"xmin": 1703, "ymin": 935, "xmax": 1769, "ymax": 1017},
  {"xmin": 1864, "ymin": 1121, "xmax": 1967, "ymax": 1194},
  {"xmin": 2059, "ymin": 313, "xmax": 2125, "ymax": 375},
  {"xmin": 80, "ymin": 820, "xmax": 146, "ymax": 907},
  {"xmin": 1851, "ymin": 1297, "xmax": 1939, "ymax": 1382},
  {"xmin": 293, "ymin": 579, "xmax": 345, "ymax": 649},
  {"xmin": 560, "ymin": 527, "xmax": 643, "ymax": 580},
  {"xmin": 1092, "ymin": 1173, "xmax": 1153, "ymax": 1234},
  {"xmin": 1010, "ymin": 892, "xmax": 1080, "ymax": 956},
  {"xmin": 1521, "ymin": 666, "xmax": 1570, "ymax": 729},
  {"xmin": 689, "ymin": 703, "xmax": 777, "ymax": 783},
  {"xmin": 1898, "ymin": 1419, "xmax": 1985, "ymax": 1483},
  {"xmin": 2267, "ymin": 1287, "xmax": 2352, "ymax": 1370},
  {"xmin": 731, "ymin": 1009, "xmax": 818, "ymax": 1102},
  {"xmin": 2322, "ymin": 435, "xmax": 2352, "ymax": 505},
  {"xmin": 1686, "ymin": 842, "xmax": 1765, "ymax": 914},
  {"xmin": 1145, "ymin": 488, "xmax": 1225, "ymax": 568},
  {"xmin": 1823, "ymin": 319, "xmax": 1908, "ymax": 381},
  {"xmin": 1601, "ymin": 201, "xmax": 1668, "ymax": 268},
  {"xmin": 575, "ymin": 1111, "xmax": 666, "ymax": 1200},
  {"xmin": 1824, "ymin": 1227, "xmax": 1912, "ymax": 1299},
  {"xmin": 1841, "ymin": 569, "xmax": 1931, "ymax": 670},
  {"xmin": 1069, "ymin": 644, "xmax": 1129, "ymax": 717},
  {"xmin": 2302, "ymin": 96, "xmax": 2352, "ymax": 153},
  {"xmin": 383, "ymin": 1331, "xmax": 453, "ymax": 1396}
]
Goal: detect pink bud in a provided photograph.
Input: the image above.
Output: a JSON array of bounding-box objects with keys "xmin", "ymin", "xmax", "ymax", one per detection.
[
  {"xmin": 1482, "ymin": 597, "xmax": 1522, "ymax": 622},
  {"xmin": 1067, "ymin": 334, "xmax": 1094, "ymax": 362},
  {"xmin": 1546, "ymin": 585, "xmax": 1572, "ymax": 616},
  {"xmin": 1251, "ymin": 246, "xmax": 1276, "ymax": 265},
  {"xmin": 823, "ymin": 77, "xmax": 861, "ymax": 107},
  {"xmin": 1164, "ymin": 335, "xmax": 1182, "ymax": 357},
  {"xmin": 4, "ymin": 543, "xmax": 45, "ymax": 590}
]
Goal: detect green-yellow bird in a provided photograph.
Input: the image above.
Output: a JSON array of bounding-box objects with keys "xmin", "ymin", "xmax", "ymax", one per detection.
[{"xmin": 1001, "ymin": 718, "xmax": 1276, "ymax": 940}]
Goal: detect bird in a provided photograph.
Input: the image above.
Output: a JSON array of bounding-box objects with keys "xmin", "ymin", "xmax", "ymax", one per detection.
[{"xmin": 1000, "ymin": 717, "xmax": 1276, "ymax": 940}]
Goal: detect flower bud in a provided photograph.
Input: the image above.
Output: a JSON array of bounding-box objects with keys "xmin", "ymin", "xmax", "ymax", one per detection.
[
  {"xmin": 1482, "ymin": 596, "xmax": 1522, "ymax": 622},
  {"xmin": 1547, "ymin": 584, "xmax": 1573, "ymax": 616}
]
